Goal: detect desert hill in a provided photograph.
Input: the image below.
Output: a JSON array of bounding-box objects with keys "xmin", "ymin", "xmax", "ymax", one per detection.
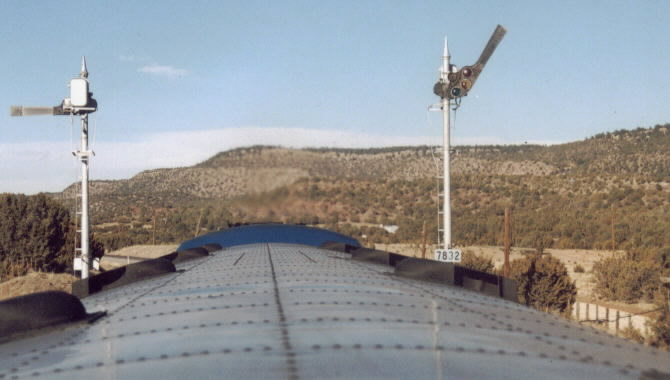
[{"xmin": 52, "ymin": 124, "xmax": 670, "ymax": 252}]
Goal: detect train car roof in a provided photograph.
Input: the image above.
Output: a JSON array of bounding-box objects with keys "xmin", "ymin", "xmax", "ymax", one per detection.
[{"xmin": 1, "ymin": 241, "xmax": 669, "ymax": 379}]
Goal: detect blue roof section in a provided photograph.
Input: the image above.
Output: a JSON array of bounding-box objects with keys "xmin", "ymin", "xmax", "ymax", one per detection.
[{"xmin": 178, "ymin": 224, "xmax": 361, "ymax": 250}]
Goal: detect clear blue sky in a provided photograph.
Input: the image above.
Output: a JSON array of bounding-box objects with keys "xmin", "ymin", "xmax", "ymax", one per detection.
[{"xmin": 1, "ymin": 0, "xmax": 669, "ymax": 193}]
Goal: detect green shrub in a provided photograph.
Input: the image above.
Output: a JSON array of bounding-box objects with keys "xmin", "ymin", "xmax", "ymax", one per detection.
[
  {"xmin": 509, "ymin": 253, "xmax": 577, "ymax": 314},
  {"xmin": 460, "ymin": 251, "xmax": 495, "ymax": 274},
  {"xmin": 0, "ymin": 193, "xmax": 104, "ymax": 279},
  {"xmin": 650, "ymin": 307, "xmax": 670, "ymax": 350},
  {"xmin": 592, "ymin": 251, "xmax": 660, "ymax": 303}
]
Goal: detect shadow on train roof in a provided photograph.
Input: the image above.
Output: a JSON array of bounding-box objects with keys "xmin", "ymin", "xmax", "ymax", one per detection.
[{"xmin": 178, "ymin": 223, "xmax": 361, "ymax": 250}]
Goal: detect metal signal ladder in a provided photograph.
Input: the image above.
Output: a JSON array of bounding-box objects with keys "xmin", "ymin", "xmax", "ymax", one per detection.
[
  {"xmin": 73, "ymin": 181, "xmax": 83, "ymax": 270},
  {"xmin": 431, "ymin": 146, "xmax": 445, "ymax": 250}
]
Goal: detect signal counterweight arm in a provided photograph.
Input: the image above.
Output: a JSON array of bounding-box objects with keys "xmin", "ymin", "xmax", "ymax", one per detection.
[{"xmin": 433, "ymin": 24, "xmax": 506, "ymax": 100}]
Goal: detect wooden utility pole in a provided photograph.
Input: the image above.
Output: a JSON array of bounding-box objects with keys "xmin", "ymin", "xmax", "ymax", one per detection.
[
  {"xmin": 194, "ymin": 208, "xmax": 205, "ymax": 238},
  {"xmin": 503, "ymin": 207, "xmax": 511, "ymax": 277},
  {"xmin": 151, "ymin": 209, "xmax": 157, "ymax": 245},
  {"xmin": 611, "ymin": 204, "xmax": 615, "ymax": 252},
  {"xmin": 421, "ymin": 221, "xmax": 427, "ymax": 259}
]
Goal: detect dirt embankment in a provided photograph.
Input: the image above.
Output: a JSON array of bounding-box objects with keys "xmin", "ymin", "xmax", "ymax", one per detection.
[
  {"xmin": 101, "ymin": 244, "xmax": 179, "ymax": 269},
  {"xmin": 0, "ymin": 271, "xmax": 77, "ymax": 301},
  {"xmin": 104, "ymin": 244, "xmax": 179, "ymax": 259},
  {"xmin": 0, "ymin": 244, "xmax": 179, "ymax": 300}
]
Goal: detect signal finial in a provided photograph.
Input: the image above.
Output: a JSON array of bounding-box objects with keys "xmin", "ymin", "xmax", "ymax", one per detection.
[
  {"xmin": 441, "ymin": 37, "xmax": 450, "ymax": 81},
  {"xmin": 80, "ymin": 56, "xmax": 89, "ymax": 79}
]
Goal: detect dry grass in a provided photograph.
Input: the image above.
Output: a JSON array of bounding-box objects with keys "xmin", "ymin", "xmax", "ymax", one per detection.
[
  {"xmin": 100, "ymin": 244, "xmax": 179, "ymax": 269},
  {"xmin": 0, "ymin": 245, "xmax": 178, "ymax": 301},
  {"xmin": 105, "ymin": 244, "xmax": 179, "ymax": 259},
  {"xmin": 0, "ymin": 271, "xmax": 77, "ymax": 301}
]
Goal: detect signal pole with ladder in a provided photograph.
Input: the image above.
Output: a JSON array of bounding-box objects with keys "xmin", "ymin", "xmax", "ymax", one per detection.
[
  {"xmin": 432, "ymin": 25, "xmax": 507, "ymax": 262},
  {"xmin": 10, "ymin": 57, "xmax": 98, "ymax": 279},
  {"xmin": 440, "ymin": 39, "xmax": 453, "ymax": 251}
]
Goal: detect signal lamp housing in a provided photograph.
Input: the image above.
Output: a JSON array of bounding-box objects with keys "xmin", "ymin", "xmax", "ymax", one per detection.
[{"xmin": 433, "ymin": 25, "xmax": 506, "ymax": 100}]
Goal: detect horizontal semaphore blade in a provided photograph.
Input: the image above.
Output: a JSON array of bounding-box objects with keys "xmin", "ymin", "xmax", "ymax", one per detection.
[{"xmin": 9, "ymin": 106, "xmax": 57, "ymax": 117}]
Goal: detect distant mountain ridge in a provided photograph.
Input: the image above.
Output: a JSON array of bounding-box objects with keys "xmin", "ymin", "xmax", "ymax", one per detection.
[
  {"xmin": 62, "ymin": 123, "xmax": 670, "ymax": 202},
  {"xmin": 52, "ymin": 124, "xmax": 670, "ymax": 252},
  {"xmin": 62, "ymin": 145, "xmax": 555, "ymax": 201}
]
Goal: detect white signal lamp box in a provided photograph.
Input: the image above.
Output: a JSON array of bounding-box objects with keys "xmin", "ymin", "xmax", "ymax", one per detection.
[{"xmin": 70, "ymin": 79, "xmax": 89, "ymax": 107}]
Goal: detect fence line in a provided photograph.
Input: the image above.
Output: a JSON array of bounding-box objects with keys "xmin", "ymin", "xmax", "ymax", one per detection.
[{"xmin": 573, "ymin": 301, "xmax": 655, "ymax": 338}]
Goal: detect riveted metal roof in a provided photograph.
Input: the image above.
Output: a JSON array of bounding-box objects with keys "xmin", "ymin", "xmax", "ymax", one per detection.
[{"xmin": 1, "ymin": 243, "xmax": 668, "ymax": 379}]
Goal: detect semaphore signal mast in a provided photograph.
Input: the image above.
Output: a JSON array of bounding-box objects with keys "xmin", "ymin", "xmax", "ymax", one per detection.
[
  {"xmin": 10, "ymin": 57, "xmax": 98, "ymax": 279},
  {"xmin": 432, "ymin": 25, "xmax": 506, "ymax": 262}
]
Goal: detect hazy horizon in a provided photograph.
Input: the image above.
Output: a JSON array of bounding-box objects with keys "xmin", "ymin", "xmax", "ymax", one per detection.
[
  {"xmin": 2, "ymin": 1, "xmax": 669, "ymax": 193},
  {"xmin": 2, "ymin": 126, "xmax": 568, "ymax": 195}
]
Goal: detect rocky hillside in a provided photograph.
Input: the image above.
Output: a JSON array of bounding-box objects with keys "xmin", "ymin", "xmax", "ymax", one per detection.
[
  {"xmin": 63, "ymin": 124, "xmax": 670, "ymax": 203},
  {"xmin": 62, "ymin": 145, "xmax": 561, "ymax": 202},
  {"xmin": 52, "ymin": 124, "xmax": 670, "ymax": 251}
]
